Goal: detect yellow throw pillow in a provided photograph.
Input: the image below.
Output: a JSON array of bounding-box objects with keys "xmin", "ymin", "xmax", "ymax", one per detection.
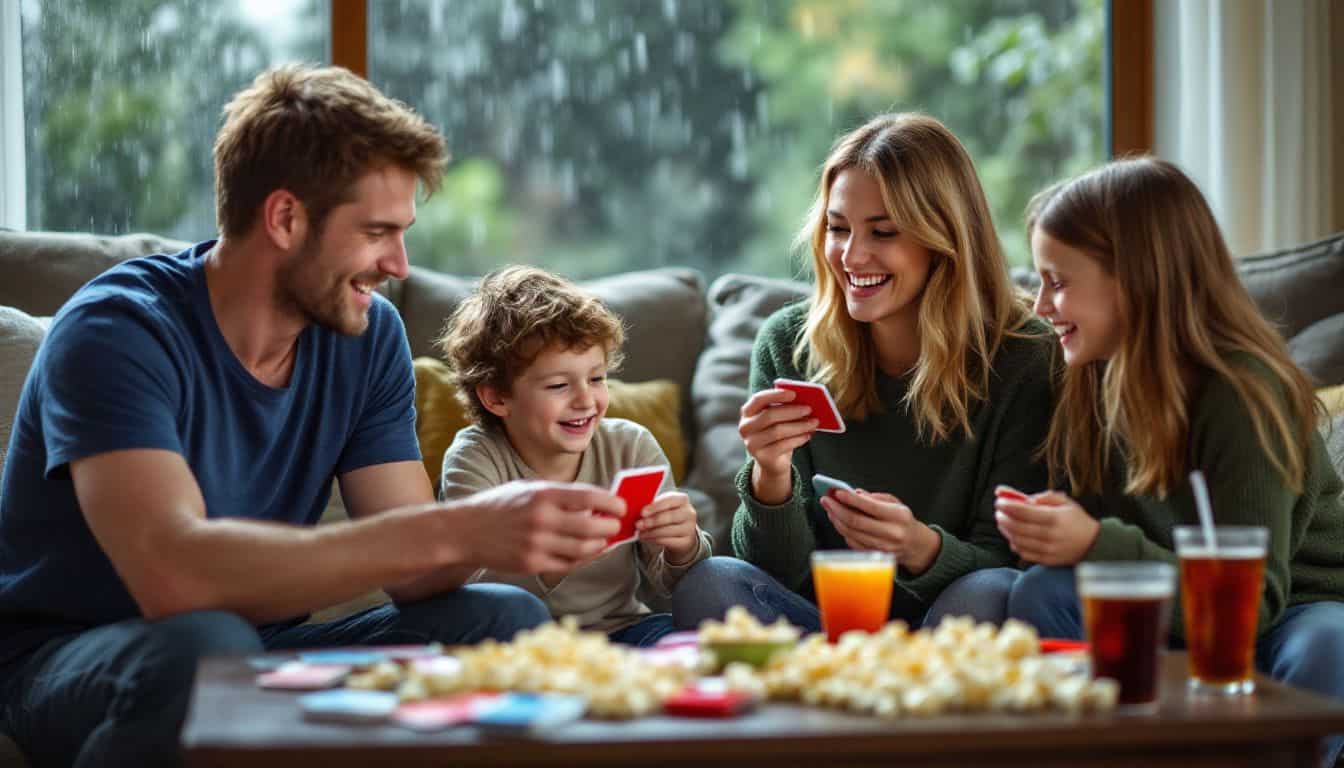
[
  {"xmin": 412, "ymin": 357, "xmax": 687, "ymax": 491},
  {"xmin": 606, "ymin": 378, "xmax": 687, "ymax": 483},
  {"xmin": 413, "ymin": 357, "xmax": 475, "ymax": 489},
  {"xmin": 1318, "ymin": 383, "xmax": 1344, "ymax": 419}
]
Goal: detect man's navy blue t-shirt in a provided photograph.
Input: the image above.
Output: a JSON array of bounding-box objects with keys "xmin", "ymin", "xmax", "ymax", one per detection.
[{"xmin": 0, "ymin": 241, "xmax": 421, "ymax": 663}]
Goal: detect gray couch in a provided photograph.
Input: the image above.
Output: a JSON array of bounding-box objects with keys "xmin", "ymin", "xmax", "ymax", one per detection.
[{"xmin": 0, "ymin": 228, "xmax": 1343, "ymax": 766}]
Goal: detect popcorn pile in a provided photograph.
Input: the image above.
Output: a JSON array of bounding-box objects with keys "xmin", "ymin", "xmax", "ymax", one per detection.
[
  {"xmin": 344, "ymin": 609, "xmax": 1117, "ymax": 723},
  {"xmin": 698, "ymin": 606, "xmax": 802, "ymax": 644},
  {"xmin": 346, "ymin": 617, "xmax": 695, "ymax": 719},
  {"xmin": 715, "ymin": 612, "xmax": 1118, "ymax": 718}
]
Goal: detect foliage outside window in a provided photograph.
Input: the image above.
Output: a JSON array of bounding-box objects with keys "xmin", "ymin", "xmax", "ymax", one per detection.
[{"xmin": 20, "ymin": 0, "xmax": 1103, "ymax": 278}]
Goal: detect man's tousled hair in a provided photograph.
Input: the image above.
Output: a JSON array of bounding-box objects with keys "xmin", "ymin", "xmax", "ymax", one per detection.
[{"xmin": 214, "ymin": 63, "xmax": 446, "ymax": 237}]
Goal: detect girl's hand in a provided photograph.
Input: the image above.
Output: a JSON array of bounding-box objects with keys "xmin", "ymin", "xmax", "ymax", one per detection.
[
  {"xmin": 820, "ymin": 490, "xmax": 941, "ymax": 574},
  {"xmin": 994, "ymin": 490, "xmax": 1100, "ymax": 566},
  {"xmin": 738, "ymin": 388, "xmax": 818, "ymax": 504},
  {"xmin": 637, "ymin": 491, "xmax": 701, "ymax": 565}
]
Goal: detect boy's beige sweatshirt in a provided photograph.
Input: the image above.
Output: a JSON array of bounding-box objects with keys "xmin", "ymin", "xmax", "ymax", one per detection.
[{"xmin": 439, "ymin": 417, "xmax": 712, "ymax": 632}]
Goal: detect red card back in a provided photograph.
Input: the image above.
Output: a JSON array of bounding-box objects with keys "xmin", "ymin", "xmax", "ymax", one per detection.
[
  {"xmin": 664, "ymin": 688, "xmax": 755, "ymax": 718},
  {"xmin": 607, "ymin": 466, "xmax": 666, "ymax": 547},
  {"xmin": 773, "ymin": 379, "xmax": 845, "ymax": 433}
]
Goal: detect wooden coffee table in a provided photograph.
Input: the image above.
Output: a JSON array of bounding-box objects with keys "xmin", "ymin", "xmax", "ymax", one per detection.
[{"xmin": 181, "ymin": 652, "xmax": 1344, "ymax": 767}]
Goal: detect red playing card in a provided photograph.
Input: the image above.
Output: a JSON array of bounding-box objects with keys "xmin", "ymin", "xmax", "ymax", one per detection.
[
  {"xmin": 995, "ymin": 486, "xmax": 1030, "ymax": 502},
  {"xmin": 664, "ymin": 687, "xmax": 756, "ymax": 718},
  {"xmin": 773, "ymin": 379, "xmax": 846, "ymax": 433},
  {"xmin": 607, "ymin": 466, "xmax": 667, "ymax": 548},
  {"xmin": 1039, "ymin": 638, "xmax": 1090, "ymax": 654}
]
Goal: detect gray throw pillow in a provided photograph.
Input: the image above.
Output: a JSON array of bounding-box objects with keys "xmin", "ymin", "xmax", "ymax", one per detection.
[
  {"xmin": 0, "ymin": 231, "xmax": 191, "ymax": 316},
  {"xmin": 1289, "ymin": 314, "xmax": 1344, "ymax": 389},
  {"xmin": 1325, "ymin": 414, "xmax": 1344, "ymax": 483},
  {"xmin": 0, "ymin": 306, "xmax": 49, "ymax": 471},
  {"xmin": 685, "ymin": 273, "xmax": 810, "ymax": 552}
]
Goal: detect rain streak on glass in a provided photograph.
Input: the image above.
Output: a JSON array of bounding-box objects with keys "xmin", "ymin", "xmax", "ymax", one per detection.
[
  {"xmin": 18, "ymin": 0, "xmax": 330, "ymax": 240},
  {"xmin": 370, "ymin": 0, "xmax": 1105, "ymax": 279},
  {"xmin": 19, "ymin": 0, "xmax": 1104, "ymax": 280}
]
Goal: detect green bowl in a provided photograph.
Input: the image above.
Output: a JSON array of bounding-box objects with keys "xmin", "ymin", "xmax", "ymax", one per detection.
[{"xmin": 701, "ymin": 639, "xmax": 796, "ymax": 669}]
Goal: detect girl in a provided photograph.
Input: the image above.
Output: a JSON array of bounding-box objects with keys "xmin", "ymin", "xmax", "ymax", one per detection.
[
  {"xmin": 997, "ymin": 158, "xmax": 1344, "ymax": 766},
  {"xmin": 673, "ymin": 113, "xmax": 1055, "ymax": 631}
]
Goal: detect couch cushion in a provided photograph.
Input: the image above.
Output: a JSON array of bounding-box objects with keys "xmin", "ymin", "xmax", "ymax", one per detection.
[
  {"xmin": 411, "ymin": 357, "xmax": 688, "ymax": 491},
  {"xmin": 685, "ymin": 273, "xmax": 810, "ymax": 552},
  {"xmin": 1233, "ymin": 233, "xmax": 1344, "ymax": 387},
  {"xmin": 1238, "ymin": 232, "xmax": 1344, "ymax": 340},
  {"xmin": 1290, "ymin": 314, "xmax": 1344, "ymax": 388},
  {"xmin": 1326, "ymin": 415, "xmax": 1344, "ymax": 484},
  {"xmin": 397, "ymin": 266, "xmax": 709, "ymax": 417},
  {"xmin": 0, "ymin": 231, "xmax": 191, "ymax": 316},
  {"xmin": 0, "ymin": 307, "xmax": 48, "ymax": 472}
]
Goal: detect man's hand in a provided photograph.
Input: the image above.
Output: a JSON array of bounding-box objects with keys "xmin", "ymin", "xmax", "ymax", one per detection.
[
  {"xmin": 636, "ymin": 491, "xmax": 700, "ymax": 564},
  {"xmin": 820, "ymin": 489, "xmax": 942, "ymax": 574},
  {"xmin": 457, "ymin": 481, "xmax": 623, "ymax": 574},
  {"xmin": 994, "ymin": 490, "xmax": 1100, "ymax": 566}
]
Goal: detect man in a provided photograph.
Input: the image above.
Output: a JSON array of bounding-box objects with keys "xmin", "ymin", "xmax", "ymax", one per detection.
[{"xmin": 0, "ymin": 64, "xmax": 622, "ymax": 766}]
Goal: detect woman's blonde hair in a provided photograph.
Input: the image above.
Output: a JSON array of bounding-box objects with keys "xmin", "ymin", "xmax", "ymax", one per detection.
[
  {"xmin": 1029, "ymin": 157, "xmax": 1320, "ymax": 496},
  {"xmin": 796, "ymin": 113, "xmax": 1036, "ymax": 442}
]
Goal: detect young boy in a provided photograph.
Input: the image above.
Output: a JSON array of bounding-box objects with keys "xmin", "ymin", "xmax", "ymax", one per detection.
[{"xmin": 436, "ymin": 266, "xmax": 712, "ymax": 646}]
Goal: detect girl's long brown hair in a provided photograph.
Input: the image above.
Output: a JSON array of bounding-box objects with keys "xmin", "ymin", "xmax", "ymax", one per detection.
[
  {"xmin": 797, "ymin": 113, "xmax": 1035, "ymax": 442},
  {"xmin": 1030, "ymin": 157, "xmax": 1320, "ymax": 496}
]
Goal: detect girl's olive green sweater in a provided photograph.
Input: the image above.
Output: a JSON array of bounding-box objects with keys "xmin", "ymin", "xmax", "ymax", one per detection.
[{"xmin": 1084, "ymin": 354, "xmax": 1344, "ymax": 639}]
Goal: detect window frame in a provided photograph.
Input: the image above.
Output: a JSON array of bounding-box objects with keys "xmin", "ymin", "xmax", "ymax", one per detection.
[{"xmin": 331, "ymin": 0, "xmax": 1154, "ymax": 158}]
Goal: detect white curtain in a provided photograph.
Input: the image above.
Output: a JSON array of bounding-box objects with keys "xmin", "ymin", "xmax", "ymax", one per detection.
[
  {"xmin": 0, "ymin": 0, "xmax": 24, "ymax": 231},
  {"xmin": 1153, "ymin": 0, "xmax": 1335, "ymax": 257}
]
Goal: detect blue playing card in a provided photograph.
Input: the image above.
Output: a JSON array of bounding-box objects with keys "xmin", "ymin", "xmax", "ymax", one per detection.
[
  {"xmin": 299, "ymin": 689, "xmax": 400, "ymax": 724},
  {"xmin": 298, "ymin": 650, "xmax": 387, "ymax": 667},
  {"xmin": 474, "ymin": 693, "xmax": 587, "ymax": 734}
]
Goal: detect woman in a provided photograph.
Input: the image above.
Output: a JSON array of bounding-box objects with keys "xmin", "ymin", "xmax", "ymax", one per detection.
[{"xmin": 674, "ymin": 113, "xmax": 1054, "ymax": 631}]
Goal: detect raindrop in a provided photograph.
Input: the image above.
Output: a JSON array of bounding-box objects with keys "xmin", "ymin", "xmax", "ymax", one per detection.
[
  {"xmin": 633, "ymin": 33, "xmax": 647, "ymax": 73},
  {"xmin": 729, "ymin": 111, "xmax": 748, "ymax": 179},
  {"xmin": 617, "ymin": 101, "xmax": 634, "ymax": 137},
  {"xmin": 549, "ymin": 59, "xmax": 567, "ymax": 101},
  {"xmin": 500, "ymin": 0, "xmax": 523, "ymax": 41}
]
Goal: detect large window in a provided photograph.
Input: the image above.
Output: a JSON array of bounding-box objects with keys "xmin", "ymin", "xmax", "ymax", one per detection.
[
  {"xmin": 16, "ymin": 0, "xmax": 1104, "ymax": 275},
  {"xmin": 18, "ymin": 0, "xmax": 328, "ymax": 239},
  {"xmin": 372, "ymin": 0, "xmax": 1104, "ymax": 276}
]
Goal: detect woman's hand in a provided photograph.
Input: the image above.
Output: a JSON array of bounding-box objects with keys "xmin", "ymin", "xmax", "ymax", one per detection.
[
  {"xmin": 820, "ymin": 489, "xmax": 941, "ymax": 574},
  {"xmin": 738, "ymin": 388, "xmax": 817, "ymax": 504},
  {"xmin": 994, "ymin": 489, "xmax": 1100, "ymax": 566},
  {"xmin": 637, "ymin": 491, "xmax": 701, "ymax": 565}
]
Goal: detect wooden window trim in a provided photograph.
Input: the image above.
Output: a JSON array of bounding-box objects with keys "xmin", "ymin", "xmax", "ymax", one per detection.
[
  {"xmin": 331, "ymin": 0, "xmax": 367, "ymax": 79},
  {"xmin": 1109, "ymin": 0, "xmax": 1154, "ymax": 157}
]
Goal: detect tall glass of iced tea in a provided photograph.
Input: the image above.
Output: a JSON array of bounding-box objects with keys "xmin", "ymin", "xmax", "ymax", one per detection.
[
  {"xmin": 1174, "ymin": 526, "xmax": 1267, "ymax": 696},
  {"xmin": 1077, "ymin": 562, "xmax": 1176, "ymax": 710},
  {"xmin": 810, "ymin": 551, "xmax": 895, "ymax": 643}
]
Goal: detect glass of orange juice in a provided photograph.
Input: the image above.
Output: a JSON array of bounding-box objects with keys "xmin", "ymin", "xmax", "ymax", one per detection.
[{"xmin": 810, "ymin": 550, "xmax": 896, "ymax": 642}]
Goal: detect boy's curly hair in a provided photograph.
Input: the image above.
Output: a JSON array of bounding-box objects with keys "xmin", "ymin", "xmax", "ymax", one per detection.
[{"xmin": 435, "ymin": 266, "xmax": 626, "ymax": 429}]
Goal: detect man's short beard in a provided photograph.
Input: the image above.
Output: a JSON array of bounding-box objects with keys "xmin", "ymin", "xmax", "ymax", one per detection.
[{"xmin": 276, "ymin": 230, "xmax": 369, "ymax": 337}]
